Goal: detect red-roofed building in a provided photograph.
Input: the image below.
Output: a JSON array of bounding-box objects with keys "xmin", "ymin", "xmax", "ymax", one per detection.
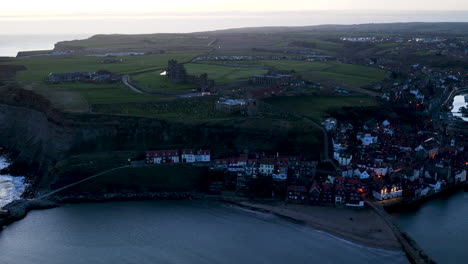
[
  {"xmin": 260, "ymin": 158, "xmax": 276, "ymax": 175},
  {"xmin": 335, "ymin": 185, "xmax": 347, "ymax": 205},
  {"xmin": 181, "ymin": 149, "xmax": 195, "ymax": 163},
  {"xmin": 195, "ymin": 149, "xmax": 211, "ymax": 162},
  {"xmin": 346, "ymin": 188, "xmax": 364, "ymax": 207},
  {"xmin": 309, "ymin": 183, "xmax": 322, "ymax": 203},
  {"xmin": 287, "ymin": 185, "xmax": 308, "ymax": 203},
  {"xmin": 322, "ymin": 184, "xmax": 334, "ymax": 204},
  {"xmin": 146, "ymin": 150, "xmax": 179, "ymax": 164}
]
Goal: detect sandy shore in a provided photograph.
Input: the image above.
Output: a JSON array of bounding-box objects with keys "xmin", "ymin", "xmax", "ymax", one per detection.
[{"xmin": 230, "ymin": 200, "xmax": 401, "ymax": 250}]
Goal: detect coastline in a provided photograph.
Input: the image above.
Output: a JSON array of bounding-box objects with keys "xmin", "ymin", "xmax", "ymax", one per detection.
[
  {"xmin": 0, "ymin": 189, "xmax": 454, "ymax": 264},
  {"xmin": 221, "ymin": 198, "xmax": 402, "ymax": 250},
  {"xmin": 0, "ymin": 194, "xmax": 401, "ymax": 251}
]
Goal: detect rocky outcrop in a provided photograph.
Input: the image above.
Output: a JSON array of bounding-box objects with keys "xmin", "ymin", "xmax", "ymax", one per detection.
[{"xmin": 0, "ymin": 199, "xmax": 58, "ymax": 229}]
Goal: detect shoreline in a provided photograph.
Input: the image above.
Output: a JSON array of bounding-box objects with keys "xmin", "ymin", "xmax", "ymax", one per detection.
[
  {"xmin": 0, "ymin": 194, "xmax": 401, "ymax": 251},
  {"xmin": 0, "ymin": 189, "xmax": 456, "ymax": 264},
  {"xmin": 222, "ymin": 198, "xmax": 403, "ymax": 251}
]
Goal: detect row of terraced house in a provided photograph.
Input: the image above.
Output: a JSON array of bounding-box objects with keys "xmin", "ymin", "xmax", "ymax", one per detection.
[{"xmin": 146, "ymin": 149, "xmax": 211, "ymax": 164}]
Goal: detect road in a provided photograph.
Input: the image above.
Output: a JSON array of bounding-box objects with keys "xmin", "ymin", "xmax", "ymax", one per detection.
[{"xmin": 122, "ymin": 75, "xmax": 144, "ymax": 94}]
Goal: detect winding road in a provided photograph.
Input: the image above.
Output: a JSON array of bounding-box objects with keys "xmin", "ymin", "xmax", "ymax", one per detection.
[{"xmin": 122, "ymin": 75, "xmax": 144, "ymax": 94}]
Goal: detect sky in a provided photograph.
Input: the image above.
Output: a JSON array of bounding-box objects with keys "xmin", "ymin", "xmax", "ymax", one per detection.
[{"xmin": 1, "ymin": 0, "xmax": 468, "ymax": 34}]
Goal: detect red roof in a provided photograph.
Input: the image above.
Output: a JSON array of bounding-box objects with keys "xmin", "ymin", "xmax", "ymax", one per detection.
[
  {"xmin": 197, "ymin": 149, "xmax": 211, "ymax": 155},
  {"xmin": 287, "ymin": 185, "xmax": 308, "ymax": 192},
  {"xmin": 346, "ymin": 179, "xmax": 362, "ymax": 185},
  {"xmin": 181, "ymin": 149, "xmax": 194, "ymax": 154},
  {"xmin": 260, "ymin": 158, "xmax": 276, "ymax": 165},
  {"xmin": 146, "ymin": 149, "xmax": 178, "ymax": 157}
]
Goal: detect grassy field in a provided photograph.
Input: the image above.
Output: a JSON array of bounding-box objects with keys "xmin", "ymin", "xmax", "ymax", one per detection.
[
  {"xmin": 57, "ymin": 34, "xmax": 214, "ymax": 52},
  {"xmin": 265, "ymin": 95, "xmax": 379, "ymax": 121},
  {"xmin": 131, "ymin": 72, "xmax": 197, "ymax": 93},
  {"xmin": 92, "ymin": 96, "xmax": 233, "ymax": 121},
  {"xmin": 2, "ymin": 53, "xmax": 202, "ymax": 111},
  {"xmin": 184, "ymin": 63, "xmax": 267, "ymax": 84},
  {"xmin": 7, "ymin": 53, "xmax": 199, "ymax": 82},
  {"xmin": 204, "ymin": 60, "xmax": 388, "ymax": 87}
]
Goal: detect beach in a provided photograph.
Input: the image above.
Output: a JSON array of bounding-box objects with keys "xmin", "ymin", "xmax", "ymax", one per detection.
[{"xmin": 231, "ymin": 200, "xmax": 401, "ymax": 250}]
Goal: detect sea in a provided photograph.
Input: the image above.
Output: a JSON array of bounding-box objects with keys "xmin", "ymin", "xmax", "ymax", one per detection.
[
  {"xmin": 0, "ymin": 200, "xmax": 408, "ymax": 264},
  {"xmin": 451, "ymin": 94, "xmax": 468, "ymax": 122},
  {"xmin": 393, "ymin": 190, "xmax": 468, "ymax": 264},
  {"xmin": 0, "ymin": 155, "xmax": 466, "ymax": 264},
  {"xmin": 0, "ymin": 156, "xmax": 26, "ymax": 208},
  {"xmin": 0, "ymin": 35, "xmax": 90, "ymax": 57}
]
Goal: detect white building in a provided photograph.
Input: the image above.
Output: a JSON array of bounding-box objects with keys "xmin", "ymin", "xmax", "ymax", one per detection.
[
  {"xmin": 259, "ymin": 159, "xmax": 275, "ymax": 175},
  {"xmin": 181, "ymin": 149, "xmax": 196, "ymax": 163},
  {"xmin": 334, "ymin": 152, "xmax": 352, "ymax": 166},
  {"xmin": 361, "ymin": 133, "xmax": 378, "ymax": 146},
  {"xmin": 373, "ymin": 185, "xmax": 403, "ymax": 200},
  {"xmin": 195, "ymin": 150, "xmax": 211, "ymax": 162},
  {"xmin": 455, "ymin": 170, "xmax": 467, "ymax": 183}
]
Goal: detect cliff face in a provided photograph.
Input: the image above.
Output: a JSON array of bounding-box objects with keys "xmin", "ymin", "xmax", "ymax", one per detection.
[{"xmin": 0, "ymin": 87, "xmax": 319, "ymax": 189}]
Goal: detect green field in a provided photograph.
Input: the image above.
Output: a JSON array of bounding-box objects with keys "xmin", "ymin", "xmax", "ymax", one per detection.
[
  {"xmin": 8, "ymin": 53, "xmax": 199, "ymax": 82},
  {"xmin": 185, "ymin": 63, "xmax": 267, "ymax": 84},
  {"xmin": 58, "ymin": 34, "xmax": 213, "ymax": 52},
  {"xmin": 2, "ymin": 53, "xmax": 202, "ymax": 111},
  {"xmin": 131, "ymin": 72, "xmax": 197, "ymax": 93},
  {"xmin": 204, "ymin": 60, "xmax": 388, "ymax": 87},
  {"xmin": 265, "ymin": 95, "xmax": 379, "ymax": 121}
]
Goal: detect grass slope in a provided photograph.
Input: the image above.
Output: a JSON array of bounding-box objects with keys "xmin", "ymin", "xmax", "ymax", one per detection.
[
  {"xmin": 205, "ymin": 60, "xmax": 388, "ymax": 87},
  {"xmin": 265, "ymin": 95, "xmax": 379, "ymax": 121},
  {"xmin": 131, "ymin": 72, "xmax": 197, "ymax": 93},
  {"xmin": 8, "ymin": 53, "xmax": 199, "ymax": 82},
  {"xmin": 185, "ymin": 63, "xmax": 267, "ymax": 84}
]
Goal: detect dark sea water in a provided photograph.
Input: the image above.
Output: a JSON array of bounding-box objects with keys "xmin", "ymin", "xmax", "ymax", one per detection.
[
  {"xmin": 0, "ymin": 201, "xmax": 408, "ymax": 264},
  {"xmin": 0, "ymin": 35, "xmax": 89, "ymax": 57},
  {"xmin": 393, "ymin": 190, "xmax": 468, "ymax": 264}
]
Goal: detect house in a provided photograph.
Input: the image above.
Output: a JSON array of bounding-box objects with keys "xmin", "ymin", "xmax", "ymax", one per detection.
[
  {"xmin": 214, "ymin": 159, "xmax": 229, "ymax": 169},
  {"xmin": 321, "ymin": 184, "xmax": 334, "ymax": 204},
  {"xmin": 346, "ymin": 188, "xmax": 364, "ymax": 207},
  {"xmin": 341, "ymin": 165, "xmax": 354, "ymax": 178},
  {"xmin": 334, "ymin": 152, "xmax": 352, "ymax": 166},
  {"xmin": 335, "ymin": 176, "xmax": 346, "ymax": 185},
  {"xmin": 259, "ymin": 158, "xmax": 275, "ymax": 175},
  {"xmin": 245, "ymin": 159, "xmax": 259, "ymax": 177},
  {"xmin": 455, "ymin": 170, "xmax": 467, "ymax": 184},
  {"xmin": 360, "ymin": 133, "xmax": 378, "ymax": 146},
  {"xmin": 373, "ymin": 184, "xmax": 403, "ymax": 200},
  {"xmin": 146, "ymin": 150, "xmax": 179, "ymax": 164},
  {"xmin": 195, "ymin": 150, "xmax": 211, "ymax": 162},
  {"xmin": 287, "ymin": 185, "xmax": 308, "ymax": 203},
  {"xmin": 345, "ymin": 179, "xmax": 362, "ymax": 191},
  {"xmin": 181, "ymin": 149, "xmax": 195, "ymax": 163},
  {"xmin": 273, "ymin": 163, "xmax": 288, "ymax": 181},
  {"xmin": 309, "ymin": 183, "xmax": 322, "ymax": 203},
  {"xmin": 335, "ymin": 185, "xmax": 347, "ymax": 205}
]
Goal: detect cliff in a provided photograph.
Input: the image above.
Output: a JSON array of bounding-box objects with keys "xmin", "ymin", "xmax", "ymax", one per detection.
[{"xmin": 0, "ymin": 85, "xmax": 320, "ymax": 192}]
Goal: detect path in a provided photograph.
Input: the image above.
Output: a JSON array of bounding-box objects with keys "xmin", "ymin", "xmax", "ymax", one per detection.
[
  {"xmin": 38, "ymin": 165, "xmax": 130, "ymax": 199},
  {"xmin": 122, "ymin": 75, "xmax": 144, "ymax": 94}
]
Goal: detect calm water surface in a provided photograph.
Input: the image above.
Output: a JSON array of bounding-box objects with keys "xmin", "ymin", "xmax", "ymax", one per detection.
[
  {"xmin": 451, "ymin": 94, "xmax": 468, "ymax": 122},
  {"xmin": 393, "ymin": 191, "xmax": 468, "ymax": 264},
  {"xmin": 0, "ymin": 35, "xmax": 89, "ymax": 57},
  {"xmin": 0, "ymin": 201, "xmax": 407, "ymax": 264}
]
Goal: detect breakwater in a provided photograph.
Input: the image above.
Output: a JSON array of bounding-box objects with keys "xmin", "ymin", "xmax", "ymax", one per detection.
[{"xmin": 367, "ymin": 200, "xmax": 436, "ymax": 264}]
